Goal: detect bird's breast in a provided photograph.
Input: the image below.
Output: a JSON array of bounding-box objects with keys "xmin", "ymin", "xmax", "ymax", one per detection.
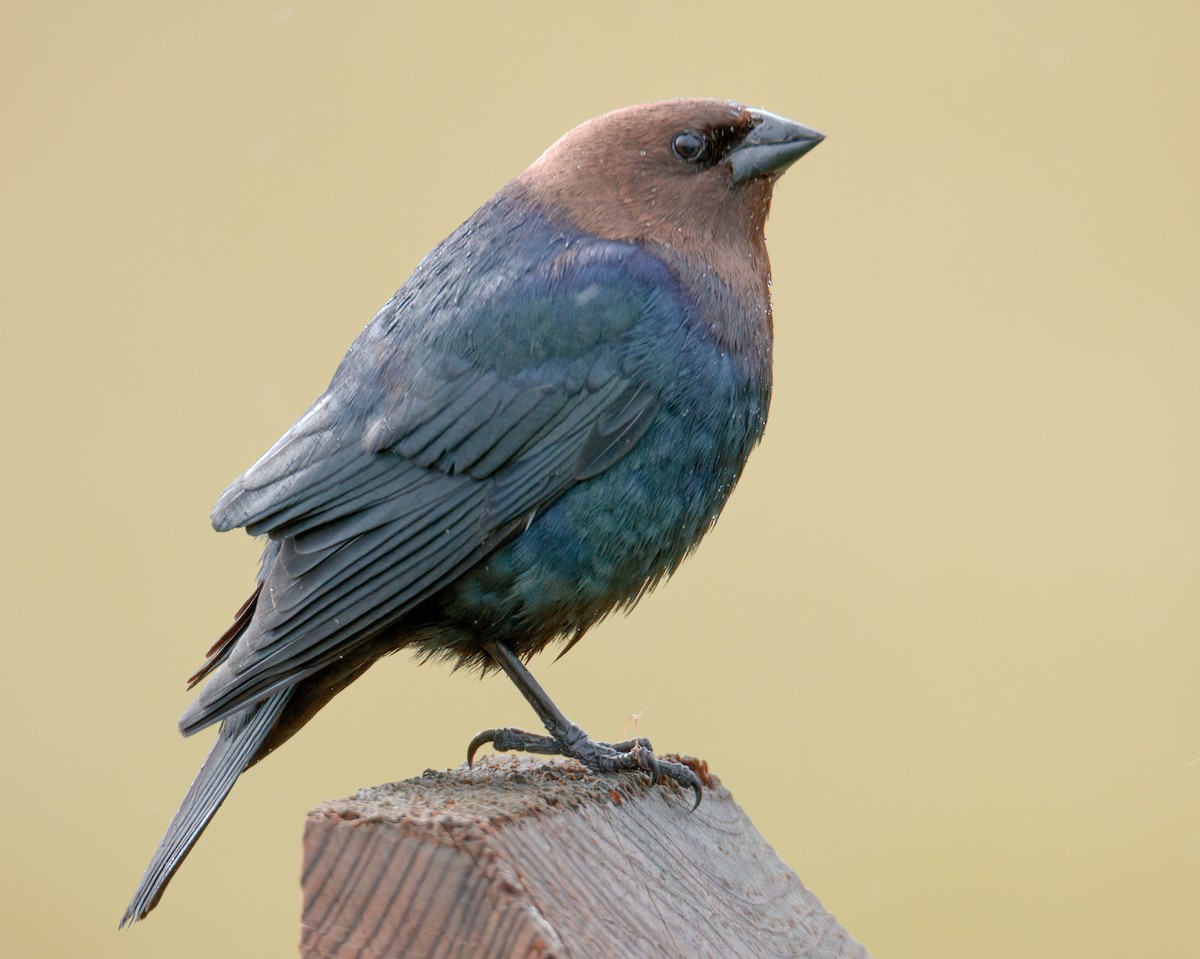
[{"xmin": 438, "ymin": 329, "xmax": 769, "ymax": 654}]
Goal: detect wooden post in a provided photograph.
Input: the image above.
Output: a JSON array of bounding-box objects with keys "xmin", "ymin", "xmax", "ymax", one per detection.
[{"xmin": 301, "ymin": 755, "xmax": 870, "ymax": 959}]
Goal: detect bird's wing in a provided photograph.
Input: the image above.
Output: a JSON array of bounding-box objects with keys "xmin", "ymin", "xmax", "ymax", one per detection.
[{"xmin": 183, "ymin": 242, "xmax": 678, "ymax": 733}]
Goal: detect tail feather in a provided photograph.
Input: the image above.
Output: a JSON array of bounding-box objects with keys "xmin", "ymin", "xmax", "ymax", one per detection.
[{"xmin": 120, "ymin": 688, "xmax": 293, "ymax": 927}]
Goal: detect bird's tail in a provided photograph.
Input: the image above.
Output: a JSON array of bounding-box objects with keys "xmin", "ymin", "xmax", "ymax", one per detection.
[{"xmin": 120, "ymin": 688, "xmax": 293, "ymax": 927}]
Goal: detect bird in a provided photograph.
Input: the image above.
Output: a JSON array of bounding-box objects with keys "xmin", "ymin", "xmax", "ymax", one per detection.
[{"xmin": 121, "ymin": 97, "xmax": 823, "ymax": 926}]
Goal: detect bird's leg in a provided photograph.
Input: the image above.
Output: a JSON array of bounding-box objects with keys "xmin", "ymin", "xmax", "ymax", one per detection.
[{"xmin": 467, "ymin": 640, "xmax": 703, "ymax": 809}]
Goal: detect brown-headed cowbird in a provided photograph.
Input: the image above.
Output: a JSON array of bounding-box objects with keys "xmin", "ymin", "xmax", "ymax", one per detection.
[{"xmin": 122, "ymin": 98, "xmax": 822, "ymax": 925}]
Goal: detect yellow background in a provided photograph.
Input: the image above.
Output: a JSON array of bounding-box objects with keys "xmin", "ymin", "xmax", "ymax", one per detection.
[{"xmin": 4, "ymin": 2, "xmax": 1198, "ymax": 956}]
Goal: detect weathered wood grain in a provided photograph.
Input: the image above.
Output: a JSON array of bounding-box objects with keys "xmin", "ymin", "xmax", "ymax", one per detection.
[{"xmin": 301, "ymin": 755, "xmax": 870, "ymax": 959}]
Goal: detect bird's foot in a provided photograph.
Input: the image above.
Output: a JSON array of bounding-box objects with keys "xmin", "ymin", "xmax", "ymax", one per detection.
[{"xmin": 467, "ymin": 722, "xmax": 703, "ymax": 809}]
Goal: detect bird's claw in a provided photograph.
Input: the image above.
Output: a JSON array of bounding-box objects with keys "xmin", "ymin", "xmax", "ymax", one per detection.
[
  {"xmin": 466, "ymin": 725, "xmax": 703, "ymax": 809},
  {"xmin": 468, "ymin": 726, "xmax": 564, "ymax": 767},
  {"xmin": 465, "ymin": 729, "xmax": 493, "ymax": 768}
]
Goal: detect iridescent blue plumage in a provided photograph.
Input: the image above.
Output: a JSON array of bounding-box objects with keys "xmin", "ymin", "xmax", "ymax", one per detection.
[{"xmin": 123, "ymin": 98, "xmax": 821, "ymax": 926}]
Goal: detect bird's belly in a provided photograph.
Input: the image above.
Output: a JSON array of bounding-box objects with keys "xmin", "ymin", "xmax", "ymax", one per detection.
[{"xmin": 434, "ymin": 393, "xmax": 762, "ymax": 655}]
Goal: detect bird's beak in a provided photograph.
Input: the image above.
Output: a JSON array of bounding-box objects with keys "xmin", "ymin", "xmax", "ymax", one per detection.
[{"xmin": 727, "ymin": 109, "xmax": 825, "ymax": 184}]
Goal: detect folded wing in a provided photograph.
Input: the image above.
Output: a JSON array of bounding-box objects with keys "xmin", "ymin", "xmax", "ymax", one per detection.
[{"xmin": 181, "ymin": 241, "xmax": 678, "ymax": 734}]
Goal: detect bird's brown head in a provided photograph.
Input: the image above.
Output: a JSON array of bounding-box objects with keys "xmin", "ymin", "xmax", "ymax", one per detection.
[{"xmin": 514, "ymin": 98, "xmax": 823, "ymax": 264}]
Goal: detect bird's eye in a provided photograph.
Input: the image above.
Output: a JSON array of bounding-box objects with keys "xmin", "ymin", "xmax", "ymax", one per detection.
[{"xmin": 671, "ymin": 132, "xmax": 706, "ymax": 162}]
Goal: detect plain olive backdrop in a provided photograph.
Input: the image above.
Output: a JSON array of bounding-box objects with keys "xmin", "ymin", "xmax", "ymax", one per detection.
[{"xmin": 3, "ymin": 2, "xmax": 1198, "ymax": 957}]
